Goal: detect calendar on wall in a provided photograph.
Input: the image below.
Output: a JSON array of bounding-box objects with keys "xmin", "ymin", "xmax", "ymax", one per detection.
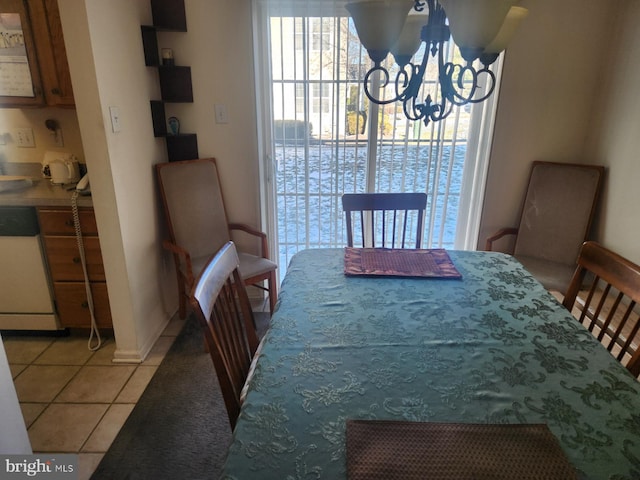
[{"xmin": 0, "ymin": 12, "xmax": 34, "ymax": 97}]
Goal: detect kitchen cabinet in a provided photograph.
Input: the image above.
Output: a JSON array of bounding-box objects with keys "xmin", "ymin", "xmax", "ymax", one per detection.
[
  {"xmin": 29, "ymin": 0, "xmax": 74, "ymax": 106},
  {"xmin": 37, "ymin": 206, "xmax": 112, "ymax": 328},
  {"xmin": 0, "ymin": 0, "xmax": 74, "ymax": 108}
]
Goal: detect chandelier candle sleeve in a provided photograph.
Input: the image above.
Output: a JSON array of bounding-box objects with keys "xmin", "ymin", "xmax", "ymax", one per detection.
[
  {"xmin": 438, "ymin": 0, "xmax": 517, "ymax": 61},
  {"xmin": 481, "ymin": 6, "xmax": 529, "ymax": 63},
  {"xmin": 345, "ymin": 0, "xmax": 414, "ymax": 64},
  {"xmin": 391, "ymin": 14, "xmax": 429, "ymax": 67}
]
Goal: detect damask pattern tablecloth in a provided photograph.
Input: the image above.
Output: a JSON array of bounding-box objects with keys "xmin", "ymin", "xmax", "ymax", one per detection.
[{"xmin": 220, "ymin": 249, "xmax": 640, "ymax": 480}]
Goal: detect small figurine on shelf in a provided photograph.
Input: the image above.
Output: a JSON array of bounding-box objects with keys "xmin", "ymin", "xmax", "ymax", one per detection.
[
  {"xmin": 168, "ymin": 116, "xmax": 180, "ymax": 136},
  {"xmin": 161, "ymin": 48, "xmax": 174, "ymax": 66}
]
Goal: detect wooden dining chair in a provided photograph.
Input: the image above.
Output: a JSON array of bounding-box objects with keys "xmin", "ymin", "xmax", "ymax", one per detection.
[
  {"xmin": 156, "ymin": 158, "xmax": 277, "ymax": 317},
  {"xmin": 190, "ymin": 241, "xmax": 260, "ymax": 429},
  {"xmin": 485, "ymin": 161, "xmax": 604, "ymax": 293},
  {"xmin": 342, "ymin": 192, "xmax": 428, "ymax": 248},
  {"xmin": 562, "ymin": 241, "xmax": 640, "ymax": 377}
]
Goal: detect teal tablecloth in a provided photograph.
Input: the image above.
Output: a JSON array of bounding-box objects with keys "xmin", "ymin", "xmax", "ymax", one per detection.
[{"xmin": 220, "ymin": 249, "xmax": 640, "ymax": 479}]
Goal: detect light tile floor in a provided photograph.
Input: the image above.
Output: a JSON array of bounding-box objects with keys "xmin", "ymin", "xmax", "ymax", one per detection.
[{"xmin": 3, "ymin": 314, "xmax": 188, "ymax": 480}]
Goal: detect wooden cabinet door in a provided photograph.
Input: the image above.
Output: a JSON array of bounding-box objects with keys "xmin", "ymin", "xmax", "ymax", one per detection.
[
  {"xmin": 38, "ymin": 207, "xmax": 98, "ymax": 236},
  {"xmin": 42, "ymin": 236, "xmax": 105, "ymax": 282},
  {"xmin": 53, "ymin": 282, "xmax": 112, "ymax": 328},
  {"xmin": 28, "ymin": 0, "xmax": 74, "ymax": 106},
  {"xmin": 0, "ymin": 0, "xmax": 45, "ymax": 107}
]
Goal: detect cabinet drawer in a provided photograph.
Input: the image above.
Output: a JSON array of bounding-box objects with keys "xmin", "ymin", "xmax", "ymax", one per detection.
[
  {"xmin": 43, "ymin": 236, "xmax": 105, "ymax": 281},
  {"xmin": 38, "ymin": 208, "xmax": 98, "ymax": 235},
  {"xmin": 53, "ymin": 282, "xmax": 112, "ymax": 328}
]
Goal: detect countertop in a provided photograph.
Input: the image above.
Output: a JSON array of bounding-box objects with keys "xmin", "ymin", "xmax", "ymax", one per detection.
[
  {"xmin": 0, "ymin": 163, "xmax": 92, "ymax": 208},
  {"xmin": 0, "ymin": 178, "xmax": 93, "ymax": 207}
]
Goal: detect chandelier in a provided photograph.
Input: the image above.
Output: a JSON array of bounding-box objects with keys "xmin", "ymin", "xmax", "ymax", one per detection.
[{"xmin": 345, "ymin": 0, "xmax": 528, "ymax": 125}]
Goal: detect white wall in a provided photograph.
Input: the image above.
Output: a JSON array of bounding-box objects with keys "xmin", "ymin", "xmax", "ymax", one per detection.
[
  {"xmin": 55, "ymin": 0, "xmax": 262, "ymax": 361},
  {"xmin": 58, "ymin": 0, "xmax": 173, "ymax": 362},
  {"xmin": 582, "ymin": 1, "xmax": 640, "ymax": 265},
  {"xmin": 0, "ymin": 108, "xmax": 85, "ymax": 166},
  {"xmin": 479, "ymin": 0, "xmax": 617, "ymax": 252},
  {"xmin": 176, "ymin": 0, "xmax": 261, "ymax": 236}
]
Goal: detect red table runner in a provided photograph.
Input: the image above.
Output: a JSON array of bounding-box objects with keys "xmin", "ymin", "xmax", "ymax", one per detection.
[{"xmin": 344, "ymin": 247, "xmax": 462, "ymax": 278}]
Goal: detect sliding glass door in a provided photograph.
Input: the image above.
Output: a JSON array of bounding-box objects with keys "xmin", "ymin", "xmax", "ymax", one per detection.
[{"xmin": 253, "ymin": 0, "xmax": 503, "ymax": 273}]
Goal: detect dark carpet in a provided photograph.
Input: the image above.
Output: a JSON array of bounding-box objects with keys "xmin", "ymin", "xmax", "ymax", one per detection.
[{"xmin": 91, "ymin": 312, "xmax": 269, "ymax": 480}]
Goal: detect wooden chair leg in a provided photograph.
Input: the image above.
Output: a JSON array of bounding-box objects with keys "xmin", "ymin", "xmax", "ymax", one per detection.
[{"xmin": 268, "ymin": 270, "xmax": 278, "ymax": 315}]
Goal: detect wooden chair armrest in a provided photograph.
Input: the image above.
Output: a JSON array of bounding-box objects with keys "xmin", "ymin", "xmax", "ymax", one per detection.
[
  {"xmin": 228, "ymin": 223, "xmax": 270, "ymax": 260},
  {"xmin": 485, "ymin": 227, "xmax": 518, "ymax": 251},
  {"xmin": 229, "ymin": 223, "xmax": 266, "ymax": 239},
  {"xmin": 162, "ymin": 239, "xmax": 195, "ymax": 286}
]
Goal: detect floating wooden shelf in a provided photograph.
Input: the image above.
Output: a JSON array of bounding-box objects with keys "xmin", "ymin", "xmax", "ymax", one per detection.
[
  {"xmin": 151, "ymin": 0, "xmax": 187, "ymax": 31},
  {"xmin": 142, "ymin": 0, "xmax": 198, "ymax": 162},
  {"xmin": 166, "ymin": 134, "xmax": 199, "ymax": 162},
  {"xmin": 141, "ymin": 26, "xmax": 160, "ymax": 66},
  {"xmin": 158, "ymin": 66, "xmax": 193, "ymax": 103}
]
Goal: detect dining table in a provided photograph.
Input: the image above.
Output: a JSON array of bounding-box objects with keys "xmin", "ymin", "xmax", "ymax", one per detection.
[{"xmin": 219, "ymin": 248, "xmax": 640, "ymax": 479}]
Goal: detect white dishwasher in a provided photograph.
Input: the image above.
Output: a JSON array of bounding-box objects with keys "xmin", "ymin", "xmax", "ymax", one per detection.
[{"xmin": 0, "ymin": 206, "xmax": 60, "ymax": 330}]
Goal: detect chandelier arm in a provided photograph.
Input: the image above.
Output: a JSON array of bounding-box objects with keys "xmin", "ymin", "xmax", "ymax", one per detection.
[
  {"xmin": 363, "ymin": 64, "xmax": 402, "ymax": 105},
  {"xmin": 398, "ymin": 62, "xmax": 424, "ymax": 102},
  {"xmin": 425, "ymin": 32, "xmax": 454, "ymax": 124},
  {"xmin": 413, "ymin": 0, "xmax": 427, "ymax": 12},
  {"xmin": 402, "ymin": 43, "xmax": 437, "ymax": 124},
  {"xmin": 394, "ymin": 67, "xmax": 410, "ymax": 100},
  {"xmin": 441, "ymin": 63, "xmax": 498, "ymax": 107},
  {"xmin": 467, "ymin": 67, "xmax": 497, "ymax": 104},
  {"xmin": 402, "ymin": 88, "xmax": 425, "ymax": 122},
  {"xmin": 426, "ymin": 96, "xmax": 453, "ymax": 124},
  {"xmin": 440, "ymin": 63, "xmax": 474, "ymax": 105}
]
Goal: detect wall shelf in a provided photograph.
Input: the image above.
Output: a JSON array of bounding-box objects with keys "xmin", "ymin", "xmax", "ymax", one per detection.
[
  {"xmin": 158, "ymin": 66, "xmax": 193, "ymax": 102},
  {"xmin": 142, "ymin": 0, "xmax": 198, "ymax": 162}
]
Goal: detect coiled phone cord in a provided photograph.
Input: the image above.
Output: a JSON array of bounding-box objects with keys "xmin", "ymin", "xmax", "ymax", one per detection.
[{"xmin": 71, "ymin": 190, "xmax": 102, "ymax": 351}]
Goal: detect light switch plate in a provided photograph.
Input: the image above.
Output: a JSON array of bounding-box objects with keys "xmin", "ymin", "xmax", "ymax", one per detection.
[
  {"xmin": 109, "ymin": 106, "xmax": 122, "ymax": 133},
  {"xmin": 214, "ymin": 104, "xmax": 228, "ymax": 124}
]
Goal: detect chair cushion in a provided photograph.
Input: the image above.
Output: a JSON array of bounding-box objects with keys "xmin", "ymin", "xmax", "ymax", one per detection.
[
  {"xmin": 189, "ymin": 252, "xmax": 276, "ymax": 283},
  {"xmin": 515, "ymin": 254, "xmax": 576, "ymax": 293},
  {"xmin": 237, "ymin": 252, "xmax": 277, "ymax": 279}
]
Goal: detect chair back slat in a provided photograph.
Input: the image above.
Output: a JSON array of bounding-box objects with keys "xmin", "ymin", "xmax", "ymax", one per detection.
[
  {"xmin": 563, "ymin": 241, "xmax": 640, "ymax": 377},
  {"xmin": 342, "ymin": 193, "xmax": 427, "ymax": 249},
  {"xmin": 190, "ymin": 242, "xmax": 259, "ymax": 429}
]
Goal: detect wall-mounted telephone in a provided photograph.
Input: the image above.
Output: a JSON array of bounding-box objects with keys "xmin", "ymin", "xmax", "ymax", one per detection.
[{"xmin": 76, "ymin": 174, "xmax": 90, "ymax": 195}]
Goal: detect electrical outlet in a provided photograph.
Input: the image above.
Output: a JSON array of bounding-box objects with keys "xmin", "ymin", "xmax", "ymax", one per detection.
[{"xmin": 14, "ymin": 128, "xmax": 35, "ymax": 147}]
